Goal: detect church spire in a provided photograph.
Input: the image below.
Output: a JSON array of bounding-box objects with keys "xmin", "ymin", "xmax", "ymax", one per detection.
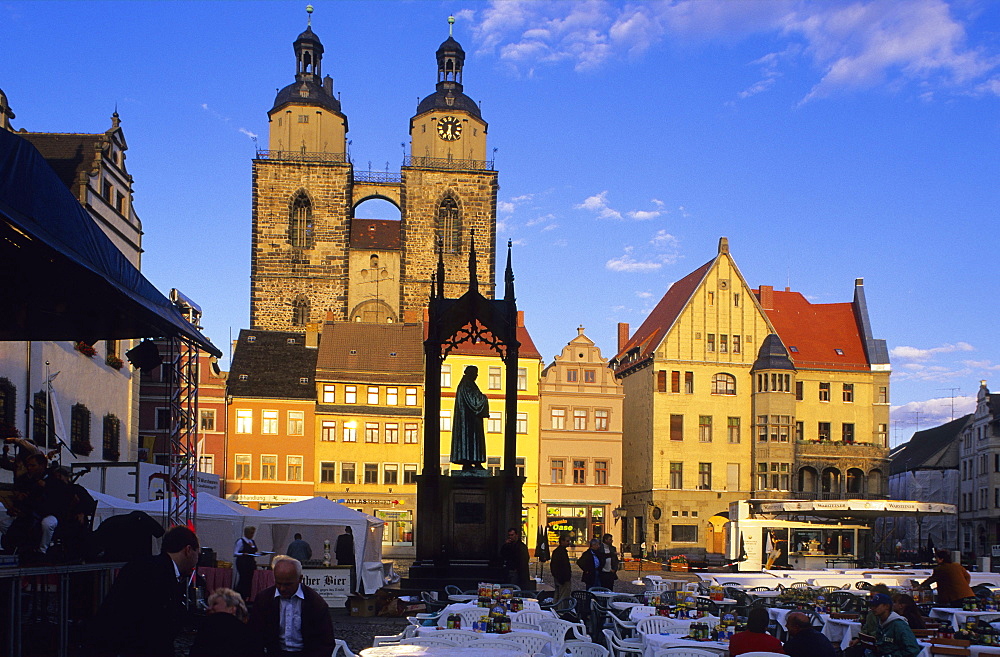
[
  {"xmin": 435, "ymin": 16, "xmax": 465, "ymax": 93},
  {"xmin": 294, "ymin": 6, "xmax": 324, "ymax": 84}
]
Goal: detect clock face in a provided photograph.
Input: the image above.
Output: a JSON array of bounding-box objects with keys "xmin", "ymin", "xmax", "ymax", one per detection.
[{"xmin": 437, "ymin": 116, "xmax": 462, "ymax": 141}]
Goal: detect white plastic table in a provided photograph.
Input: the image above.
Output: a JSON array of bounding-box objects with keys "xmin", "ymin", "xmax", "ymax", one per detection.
[
  {"xmin": 361, "ymin": 646, "xmax": 526, "ymax": 657},
  {"xmin": 929, "ymin": 608, "xmax": 1000, "ymax": 630},
  {"xmin": 821, "ymin": 617, "xmax": 862, "ymax": 650}
]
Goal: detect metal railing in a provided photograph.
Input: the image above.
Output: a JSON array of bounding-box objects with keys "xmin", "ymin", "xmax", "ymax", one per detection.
[
  {"xmin": 403, "ymin": 155, "xmax": 494, "ymax": 171},
  {"xmin": 255, "ymin": 150, "xmax": 350, "ymax": 164},
  {"xmin": 353, "ymin": 169, "xmax": 402, "ymax": 184}
]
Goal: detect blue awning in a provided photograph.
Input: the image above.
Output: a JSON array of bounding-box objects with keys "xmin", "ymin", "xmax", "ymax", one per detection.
[{"xmin": 0, "ymin": 128, "xmax": 221, "ymax": 356}]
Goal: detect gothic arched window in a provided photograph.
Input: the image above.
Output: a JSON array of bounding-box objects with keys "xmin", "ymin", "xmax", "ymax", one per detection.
[
  {"xmin": 437, "ymin": 195, "xmax": 461, "ymax": 253},
  {"xmin": 289, "ymin": 191, "xmax": 314, "ymax": 249},
  {"xmin": 292, "ymin": 296, "xmax": 310, "ymax": 327}
]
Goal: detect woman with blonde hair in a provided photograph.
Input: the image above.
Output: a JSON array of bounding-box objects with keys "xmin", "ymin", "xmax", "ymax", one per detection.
[{"xmin": 190, "ymin": 587, "xmax": 261, "ymax": 657}]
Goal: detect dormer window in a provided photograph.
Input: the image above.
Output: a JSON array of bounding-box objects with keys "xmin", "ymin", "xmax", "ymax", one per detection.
[
  {"xmin": 834, "ymin": 349, "xmax": 844, "ymax": 356},
  {"xmin": 299, "ymin": 377, "xmax": 309, "ymax": 384},
  {"xmin": 287, "ymin": 338, "xmax": 297, "ymax": 345},
  {"xmin": 238, "ymin": 374, "xmax": 249, "ymax": 381},
  {"xmin": 789, "ymin": 346, "xmax": 799, "ymax": 353},
  {"xmin": 246, "ymin": 336, "xmax": 256, "ymax": 343}
]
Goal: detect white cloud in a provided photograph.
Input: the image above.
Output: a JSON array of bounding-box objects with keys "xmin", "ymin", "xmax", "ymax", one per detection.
[
  {"xmin": 239, "ymin": 128, "xmax": 258, "ymax": 140},
  {"xmin": 627, "ymin": 210, "xmax": 661, "ymax": 220},
  {"xmin": 650, "ymin": 230, "xmax": 678, "ymax": 247},
  {"xmin": 541, "ymin": 223, "xmax": 558, "ymax": 232},
  {"xmin": 890, "ymin": 342, "xmax": 975, "ymax": 361},
  {"xmin": 890, "ymin": 395, "xmax": 976, "ymax": 437},
  {"xmin": 471, "ymin": 0, "xmax": 1000, "ymax": 102},
  {"xmin": 526, "ymin": 213, "xmax": 554, "ymax": 227},
  {"xmin": 651, "ymin": 199, "xmax": 665, "ymax": 208},
  {"xmin": 636, "ymin": 291, "xmax": 653, "ymax": 299},
  {"xmin": 511, "ymin": 194, "xmax": 535, "ymax": 202},
  {"xmin": 498, "ymin": 201, "xmax": 516, "ymax": 214},
  {"xmin": 576, "ymin": 191, "xmax": 622, "ymax": 219},
  {"xmin": 606, "ymin": 246, "xmax": 663, "ymax": 273}
]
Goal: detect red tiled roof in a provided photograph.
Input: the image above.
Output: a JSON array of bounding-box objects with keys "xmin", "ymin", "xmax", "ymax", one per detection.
[
  {"xmin": 613, "ymin": 259, "xmax": 713, "ymax": 366},
  {"xmin": 759, "ymin": 289, "xmax": 869, "ymax": 371},
  {"xmin": 350, "ymin": 218, "xmax": 401, "ymax": 250}
]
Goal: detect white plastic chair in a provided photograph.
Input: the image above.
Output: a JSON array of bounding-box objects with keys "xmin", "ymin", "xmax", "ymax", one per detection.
[
  {"xmin": 538, "ymin": 618, "xmax": 590, "ymax": 642},
  {"xmin": 400, "ymin": 637, "xmax": 460, "ymax": 648},
  {"xmin": 565, "ymin": 641, "xmax": 610, "ymax": 657},
  {"xmin": 513, "ymin": 621, "xmax": 542, "ymax": 631},
  {"xmin": 469, "ymin": 638, "xmax": 527, "ymax": 651},
  {"xmin": 651, "ymin": 650, "xmax": 719, "ymax": 657},
  {"xmin": 603, "ymin": 629, "xmax": 644, "ymax": 657},
  {"xmin": 431, "ymin": 630, "xmax": 481, "ymax": 646},
  {"xmin": 505, "ymin": 631, "xmax": 557, "ymax": 655},
  {"xmin": 635, "ymin": 616, "xmax": 688, "ymax": 635},
  {"xmin": 738, "ymin": 652, "xmax": 789, "ymax": 657},
  {"xmin": 454, "ymin": 607, "xmax": 489, "ymax": 628},
  {"xmin": 333, "ymin": 639, "xmax": 358, "ymax": 657},
  {"xmin": 513, "ymin": 610, "xmax": 547, "ymax": 625}
]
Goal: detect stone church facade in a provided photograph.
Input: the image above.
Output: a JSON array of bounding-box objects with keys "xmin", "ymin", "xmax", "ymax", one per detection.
[{"xmin": 251, "ymin": 21, "xmax": 498, "ymax": 332}]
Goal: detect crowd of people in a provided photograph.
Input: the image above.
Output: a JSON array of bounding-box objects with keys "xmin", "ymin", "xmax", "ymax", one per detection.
[{"xmin": 86, "ymin": 526, "xmax": 336, "ymax": 657}]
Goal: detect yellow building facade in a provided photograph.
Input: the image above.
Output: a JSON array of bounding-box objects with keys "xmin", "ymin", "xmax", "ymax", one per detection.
[
  {"xmin": 538, "ymin": 327, "xmax": 624, "ymax": 554},
  {"xmin": 612, "ymin": 238, "xmax": 890, "ymax": 556},
  {"xmin": 438, "ymin": 314, "xmax": 544, "ymax": 548}
]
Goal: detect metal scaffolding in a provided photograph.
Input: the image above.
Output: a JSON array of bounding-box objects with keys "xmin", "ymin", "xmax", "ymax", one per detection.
[{"xmin": 165, "ymin": 290, "xmax": 203, "ymax": 529}]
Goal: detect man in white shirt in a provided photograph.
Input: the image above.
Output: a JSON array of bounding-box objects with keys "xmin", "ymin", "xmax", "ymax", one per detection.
[
  {"xmin": 598, "ymin": 533, "xmax": 619, "ymax": 590},
  {"xmin": 249, "ymin": 555, "xmax": 335, "ymax": 657}
]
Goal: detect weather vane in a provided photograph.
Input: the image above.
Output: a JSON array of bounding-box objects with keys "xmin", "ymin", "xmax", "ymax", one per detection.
[
  {"xmin": 448, "ymin": 15, "xmax": 455, "ymax": 37},
  {"xmin": 306, "ymin": 4, "xmax": 313, "ymax": 27}
]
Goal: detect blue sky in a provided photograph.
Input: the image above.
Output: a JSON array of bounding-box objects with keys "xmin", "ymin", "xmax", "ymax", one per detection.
[{"xmin": 3, "ymin": 0, "xmax": 999, "ymax": 446}]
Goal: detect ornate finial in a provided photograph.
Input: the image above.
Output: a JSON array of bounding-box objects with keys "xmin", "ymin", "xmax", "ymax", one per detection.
[
  {"xmin": 111, "ymin": 105, "xmax": 120, "ymax": 128},
  {"xmin": 504, "ymin": 239, "xmax": 515, "ymax": 302},
  {"xmin": 306, "ymin": 4, "xmax": 313, "ymax": 26},
  {"xmin": 448, "ymin": 15, "xmax": 455, "ymax": 36},
  {"xmin": 468, "ymin": 229, "xmax": 478, "ymax": 294}
]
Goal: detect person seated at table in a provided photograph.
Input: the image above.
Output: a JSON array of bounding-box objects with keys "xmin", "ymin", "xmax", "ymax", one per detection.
[
  {"xmin": 249, "ymin": 555, "xmax": 335, "ymax": 657},
  {"xmin": 190, "ymin": 587, "xmax": 262, "ymax": 657},
  {"xmin": 919, "ymin": 550, "xmax": 975, "ymax": 607},
  {"xmin": 783, "ymin": 612, "xmax": 836, "ymax": 657},
  {"xmin": 729, "ymin": 606, "xmax": 784, "ymax": 656},
  {"xmin": 845, "ymin": 585, "xmax": 895, "ymax": 657},
  {"xmin": 891, "ymin": 593, "xmax": 925, "ymax": 630},
  {"xmin": 865, "ymin": 593, "xmax": 921, "ymax": 657}
]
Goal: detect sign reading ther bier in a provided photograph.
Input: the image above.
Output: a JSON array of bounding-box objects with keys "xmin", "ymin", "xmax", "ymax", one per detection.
[{"xmin": 301, "ymin": 566, "xmax": 352, "ymax": 607}]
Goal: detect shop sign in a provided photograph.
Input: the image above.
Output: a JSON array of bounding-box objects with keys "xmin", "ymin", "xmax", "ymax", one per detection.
[
  {"xmin": 301, "ymin": 567, "xmax": 352, "ymax": 607},
  {"xmin": 376, "ymin": 510, "xmax": 411, "ymax": 521}
]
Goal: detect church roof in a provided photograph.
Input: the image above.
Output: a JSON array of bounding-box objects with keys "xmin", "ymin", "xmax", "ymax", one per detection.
[
  {"xmin": 437, "ymin": 36, "xmax": 465, "ymax": 56},
  {"xmin": 270, "ymin": 79, "xmax": 343, "ymax": 117},
  {"xmin": 415, "ymin": 89, "xmax": 482, "ymax": 119},
  {"xmin": 758, "ymin": 289, "xmax": 870, "ymax": 371},
  {"xmin": 350, "ymin": 219, "xmax": 400, "ymax": 250},
  {"xmin": 228, "ymin": 329, "xmax": 318, "ymax": 399}
]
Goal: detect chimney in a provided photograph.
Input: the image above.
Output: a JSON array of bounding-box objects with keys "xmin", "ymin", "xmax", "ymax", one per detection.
[
  {"xmin": 758, "ymin": 285, "xmax": 773, "ymax": 310},
  {"xmin": 618, "ymin": 323, "xmax": 630, "ymax": 352},
  {"xmin": 305, "ymin": 322, "xmax": 319, "ymax": 349},
  {"xmin": 324, "ymin": 75, "xmax": 333, "ymax": 96},
  {"xmin": 517, "ymin": 310, "xmax": 524, "ymax": 328}
]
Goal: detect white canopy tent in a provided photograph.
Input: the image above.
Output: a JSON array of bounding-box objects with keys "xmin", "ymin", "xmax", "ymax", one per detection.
[
  {"xmin": 133, "ymin": 493, "xmax": 259, "ymax": 561},
  {"xmin": 255, "ymin": 497, "xmax": 385, "ymax": 594},
  {"xmin": 88, "ymin": 488, "xmax": 140, "ymax": 525}
]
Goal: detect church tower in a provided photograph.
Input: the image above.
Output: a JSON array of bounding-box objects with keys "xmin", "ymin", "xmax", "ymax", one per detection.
[
  {"xmin": 251, "ymin": 8, "xmax": 353, "ymax": 331},
  {"xmin": 251, "ymin": 14, "xmax": 497, "ymax": 331},
  {"xmin": 400, "ymin": 17, "xmax": 498, "ymax": 308}
]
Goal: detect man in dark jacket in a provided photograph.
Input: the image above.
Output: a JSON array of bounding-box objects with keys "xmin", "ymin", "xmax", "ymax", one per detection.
[
  {"xmin": 250, "ymin": 555, "xmax": 335, "ymax": 657},
  {"xmin": 783, "ymin": 611, "xmax": 836, "ymax": 657},
  {"xmin": 577, "ymin": 538, "xmax": 605, "ymax": 590},
  {"xmin": 550, "ymin": 534, "xmax": 572, "ymax": 602},
  {"xmin": 87, "ymin": 525, "xmax": 200, "ymax": 657},
  {"xmin": 598, "ymin": 533, "xmax": 620, "ymax": 590},
  {"xmin": 499, "ymin": 527, "xmax": 530, "ymax": 588}
]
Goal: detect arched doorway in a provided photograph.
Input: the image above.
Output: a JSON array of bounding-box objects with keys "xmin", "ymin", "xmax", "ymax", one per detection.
[
  {"xmin": 846, "ymin": 468, "xmax": 865, "ymax": 495},
  {"xmin": 798, "ymin": 466, "xmax": 819, "ymax": 496},
  {"xmin": 822, "ymin": 467, "xmax": 842, "ymax": 498}
]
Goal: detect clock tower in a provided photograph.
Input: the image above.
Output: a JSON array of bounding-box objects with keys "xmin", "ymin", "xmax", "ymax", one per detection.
[{"xmin": 401, "ymin": 17, "xmax": 497, "ymax": 309}]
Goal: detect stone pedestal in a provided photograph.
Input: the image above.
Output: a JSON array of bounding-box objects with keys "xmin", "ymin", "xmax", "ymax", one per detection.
[{"xmin": 403, "ymin": 471, "xmax": 530, "ymax": 591}]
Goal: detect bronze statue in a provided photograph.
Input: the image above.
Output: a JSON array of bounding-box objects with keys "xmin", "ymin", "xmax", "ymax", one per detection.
[{"xmin": 451, "ymin": 365, "xmax": 489, "ymax": 470}]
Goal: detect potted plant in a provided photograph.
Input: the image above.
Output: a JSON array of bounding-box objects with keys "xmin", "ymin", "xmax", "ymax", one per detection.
[
  {"xmin": 105, "ymin": 354, "xmax": 124, "ymax": 370},
  {"xmin": 668, "ymin": 554, "xmax": 689, "ymax": 572},
  {"xmin": 74, "ymin": 341, "xmax": 97, "ymax": 357}
]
